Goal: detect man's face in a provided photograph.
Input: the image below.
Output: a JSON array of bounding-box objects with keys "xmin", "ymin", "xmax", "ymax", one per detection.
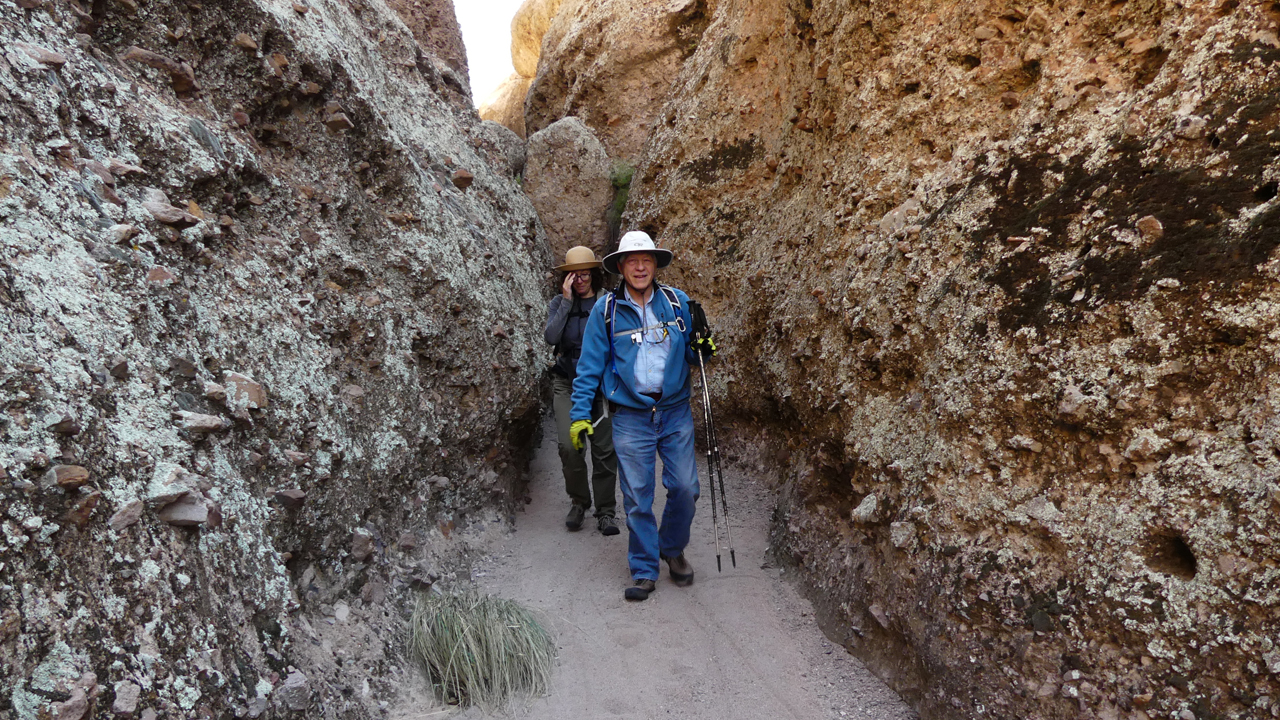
[{"xmin": 621, "ymin": 253, "xmax": 656, "ymax": 294}]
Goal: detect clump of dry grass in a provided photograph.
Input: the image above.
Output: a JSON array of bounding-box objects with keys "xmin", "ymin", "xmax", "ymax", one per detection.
[{"xmin": 408, "ymin": 589, "xmax": 555, "ymax": 709}]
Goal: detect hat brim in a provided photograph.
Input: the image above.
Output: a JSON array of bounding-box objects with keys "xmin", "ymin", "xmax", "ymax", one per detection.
[
  {"xmin": 555, "ymin": 260, "xmax": 603, "ymax": 272},
  {"xmin": 602, "ymin": 248, "xmax": 673, "ymax": 275}
]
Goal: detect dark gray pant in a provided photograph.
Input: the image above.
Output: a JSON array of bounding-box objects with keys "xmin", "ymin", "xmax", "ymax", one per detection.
[{"xmin": 552, "ymin": 374, "xmax": 617, "ymax": 517}]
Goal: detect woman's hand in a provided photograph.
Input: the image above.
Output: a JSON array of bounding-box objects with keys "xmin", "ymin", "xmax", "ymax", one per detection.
[{"xmin": 562, "ymin": 273, "xmax": 575, "ymax": 299}]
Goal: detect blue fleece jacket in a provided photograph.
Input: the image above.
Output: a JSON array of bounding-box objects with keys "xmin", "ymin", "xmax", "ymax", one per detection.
[{"xmin": 570, "ymin": 283, "xmax": 703, "ymax": 421}]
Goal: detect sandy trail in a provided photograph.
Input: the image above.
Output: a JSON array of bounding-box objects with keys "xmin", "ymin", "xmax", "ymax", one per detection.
[{"xmin": 456, "ymin": 417, "xmax": 917, "ymax": 720}]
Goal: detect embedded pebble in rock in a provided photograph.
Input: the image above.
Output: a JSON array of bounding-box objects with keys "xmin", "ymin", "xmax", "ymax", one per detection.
[
  {"xmin": 274, "ymin": 670, "xmax": 311, "ymax": 711},
  {"xmin": 284, "ymin": 450, "xmax": 309, "ymax": 466},
  {"xmin": 173, "ymin": 411, "xmax": 230, "ymax": 433},
  {"xmin": 156, "ymin": 494, "xmax": 209, "ymax": 526},
  {"xmin": 274, "ymin": 489, "xmax": 308, "ymax": 509},
  {"xmin": 850, "ymin": 493, "xmax": 878, "ymax": 524},
  {"xmin": 351, "ymin": 528, "xmax": 376, "ymax": 561},
  {"xmin": 107, "ymin": 500, "xmax": 144, "ymax": 531},
  {"xmin": 202, "ymin": 381, "xmax": 226, "ymax": 401},
  {"xmin": 43, "ymin": 464, "xmax": 90, "ymax": 490},
  {"xmin": 112, "ymin": 680, "xmax": 141, "ymax": 716}
]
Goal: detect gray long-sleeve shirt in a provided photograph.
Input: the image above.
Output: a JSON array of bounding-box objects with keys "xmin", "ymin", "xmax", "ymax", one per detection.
[{"xmin": 545, "ymin": 294, "xmax": 600, "ymax": 378}]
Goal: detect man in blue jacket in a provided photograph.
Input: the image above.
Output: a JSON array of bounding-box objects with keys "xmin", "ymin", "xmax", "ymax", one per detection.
[{"xmin": 569, "ymin": 231, "xmax": 717, "ymax": 601}]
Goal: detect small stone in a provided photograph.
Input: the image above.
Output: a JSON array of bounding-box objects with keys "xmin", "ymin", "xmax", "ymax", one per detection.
[
  {"xmin": 351, "ymin": 528, "xmax": 375, "ymax": 561},
  {"xmin": 66, "ymin": 490, "xmax": 102, "ymax": 527},
  {"xmin": 451, "ymin": 169, "xmax": 475, "ymax": 189},
  {"xmin": 44, "ymin": 465, "xmax": 90, "ymax": 490},
  {"xmin": 233, "ymin": 33, "xmax": 258, "ymax": 50},
  {"xmin": 202, "ymin": 381, "xmax": 227, "ymax": 401},
  {"xmin": 889, "ymin": 521, "xmax": 914, "ymax": 548},
  {"xmin": 1178, "ymin": 711, "xmax": 1195, "ymax": 720},
  {"xmin": 112, "ymin": 680, "xmax": 141, "ymax": 716},
  {"xmin": 492, "ymin": 325, "xmax": 509, "ymax": 339},
  {"xmin": 300, "ymin": 81, "xmax": 322, "ymax": 95},
  {"xmin": 52, "ymin": 687, "xmax": 89, "ymax": 720},
  {"xmin": 170, "ymin": 356, "xmax": 198, "ymax": 378},
  {"xmin": 232, "ymin": 111, "xmax": 251, "ymax": 127},
  {"xmin": 108, "ymin": 224, "xmax": 139, "ymax": 244},
  {"xmin": 397, "ymin": 531, "xmax": 418, "ymax": 550},
  {"xmin": 224, "ymin": 372, "xmax": 268, "ymax": 414},
  {"xmin": 274, "ymin": 670, "xmax": 311, "ymax": 711},
  {"xmin": 1006, "ymin": 435, "xmax": 1044, "ymax": 453},
  {"xmin": 143, "ymin": 200, "xmax": 200, "ymax": 228},
  {"xmin": 1031, "ymin": 609, "xmax": 1054, "ymax": 632},
  {"xmin": 49, "ymin": 415, "xmax": 82, "ymax": 435},
  {"xmin": 146, "ymin": 267, "xmax": 177, "ymax": 286},
  {"xmin": 1000, "ymin": 91, "xmax": 1020, "ymax": 109},
  {"xmin": 174, "ymin": 411, "xmax": 230, "ymax": 433},
  {"xmin": 851, "ymin": 494, "xmax": 879, "ymax": 524},
  {"xmin": 867, "ymin": 603, "xmax": 890, "ymax": 629},
  {"xmin": 121, "ymin": 46, "xmax": 197, "ymax": 94},
  {"xmin": 107, "ymin": 160, "xmax": 146, "ymax": 177},
  {"xmin": 975, "ymin": 25, "xmax": 998, "ymax": 40},
  {"xmin": 1136, "ymin": 215, "xmax": 1163, "ymax": 241},
  {"xmin": 157, "ymin": 494, "xmax": 208, "ymax": 526},
  {"xmin": 108, "ymin": 500, "xmax": 144, "ymax": 531},
  {"xmin": 284, "ymin": 451, "xmax": 310, "ymax": 466},
  {"xmin": 268, "ymin": 52, "xmax": 289, "ymax": 77},
  {"xmin": 275, "ymin": 488, "xmax": 307, "ymax": 509},
  {"xmin": 146, "ymin": 463, "xmax": 197, "ymax": 505},
  {"xmin": 16, "ymin": 42, "xmax": 68, "ymax": 68},
  {"xmin": 333, "ymin": 602, "xmax": 350, "ymax": 623},
  {"xmin": 324, "ymin": 112, "xmax": 355, "ymax": 131},
  {"xmin": 292, "ymin": 2, "xmax": 309, "ymax": 12}
]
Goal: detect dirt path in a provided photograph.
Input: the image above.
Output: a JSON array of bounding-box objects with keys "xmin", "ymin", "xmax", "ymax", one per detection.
[{"xmin": 456, "ymin": 417, "xmax": 917, "ymax": 720}]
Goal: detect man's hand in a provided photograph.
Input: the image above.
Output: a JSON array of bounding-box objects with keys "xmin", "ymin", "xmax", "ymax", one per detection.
[
  {"xmin": 570, "ymin": 420, "xmax": 594, "ymax": 452},
  {"xmin": 693, "ymin": 335, "xmax": 718, "ymax": 359}
]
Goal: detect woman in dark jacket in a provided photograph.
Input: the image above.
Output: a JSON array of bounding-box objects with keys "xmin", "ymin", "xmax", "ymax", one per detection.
[{"xmin": 545, "ymin": 246, "xmax": 619, "ymax": 535}]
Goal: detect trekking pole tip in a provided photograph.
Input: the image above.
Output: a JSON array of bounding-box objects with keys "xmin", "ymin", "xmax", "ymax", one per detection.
[
  {"xmin": 716, "ymin": 555, "xmax": 722, "ymax": 572},
  {"xmin": 730, "ymin": 550, "xmax": 737, "ymax": 568}
]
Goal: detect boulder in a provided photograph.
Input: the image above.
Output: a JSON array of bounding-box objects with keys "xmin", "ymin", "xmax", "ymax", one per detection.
[
  {"xmin": 511, "ymin": 0, "xmax": 566, "ymax": 77},
  {"xmin": 475, "ymin": 120, "xmax": 527, "ymax": 178},
  {"xmin": 523, "ymin": 117, "xmax": 615, "ymax": 260},
  {"xmin": 478, "ymin": 74, "xmax": 533, "ymax": 139}
]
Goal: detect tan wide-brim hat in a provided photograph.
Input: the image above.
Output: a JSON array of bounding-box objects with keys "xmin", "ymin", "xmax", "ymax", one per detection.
[
  {"xmin": 555, "ymin": 246, "xmax": 604, "ymax": 272},
  {"xmin": 602, "ymin": 231, "xmax": 673, "ymax": 275}
]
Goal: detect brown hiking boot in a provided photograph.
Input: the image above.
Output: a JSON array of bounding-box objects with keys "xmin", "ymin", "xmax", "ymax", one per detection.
[
  {"xmin": 624, "ymin": 579, "xmax": 656, "ymax": 601},
  {"xmin": 662, "ymin": 553, "xmax": 694, "ymax": 586}
]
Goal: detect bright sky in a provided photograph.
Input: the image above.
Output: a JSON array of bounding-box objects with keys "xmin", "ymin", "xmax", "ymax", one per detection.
[{"xmin": 456, "ymin": 0, "xmax": 526, "ymax": 107}]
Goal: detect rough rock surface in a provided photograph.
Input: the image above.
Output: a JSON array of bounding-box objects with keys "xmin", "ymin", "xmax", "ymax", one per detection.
[
  {"xmin": 0, "ymin": 1, "xmax": 547, "ymax": 718},
  {"xmin": 523, "ymin": 117, "xmax": 615, "ymax": 259},
  {"xmin": 478, "ymin": 73, "xmax": 533, "ymax": 139},
  {"xmin": 525, "ymin": 0, "xmax": 711, "ymax": 160},
  {"xmin": 511, "ymin": 0, "xmax": 566, "ymax": 78},
  {"xmin": 535, "ymin": 0, "xmax": 1280, "ymax": 718}
]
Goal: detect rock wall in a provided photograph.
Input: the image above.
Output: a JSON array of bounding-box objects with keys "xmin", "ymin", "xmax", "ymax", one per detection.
[
  {"xmin": 524, "ymin": 0, "xmax": 710, "ymax": 161},
  {"xmin": 533, "ymin": 0, "xmax": 1280, "ymax": 718},
  {"xmin": 0, "ymin": 0, "xmax": 547, "ymax": 718}
]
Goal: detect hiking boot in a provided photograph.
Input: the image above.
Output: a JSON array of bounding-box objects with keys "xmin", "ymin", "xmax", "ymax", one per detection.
[
  {"xmin": 624, "ymin": 579, "xmax": 656, "ymax": 601},
  {"xmin": 565, "ymin": 504, "xmax": 586, "ymax": 531},
  {"xmin": 662, "ymin": 553, "xmax": 694, "ymax": 587},
  {"xmin": 597, "ymin": 514, "xmax": 620, "ymax": 536}
]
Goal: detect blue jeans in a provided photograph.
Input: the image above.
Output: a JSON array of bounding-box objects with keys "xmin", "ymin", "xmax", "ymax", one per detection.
[{"xmin": 611, "ymin": 403, "xmax": 700, "ymax": 581}]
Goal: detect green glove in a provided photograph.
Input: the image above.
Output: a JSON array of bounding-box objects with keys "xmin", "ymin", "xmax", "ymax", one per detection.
[
  {"xmin": 693, "ymin": 335, "xmax": 718, "ymax": 359},
  {"xmin": 570, "ymin": 420, "xmax": 594, "ymax": 452}
]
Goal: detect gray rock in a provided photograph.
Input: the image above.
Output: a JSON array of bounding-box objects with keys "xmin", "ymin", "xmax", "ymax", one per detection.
[
  {"xmin": 351, "ymin": 528, "xmax": 375, "ymax": 561},
  {"xmin": 523, "ymin": 117, "xmax": 614, "ymax": 261},
  {"xmin": 174, "ymin": 410, "xmax": 230, "ymax": 433},
  {"xmin": 850, "ymin": 494, "xmax": 879, "ymax": 524},
  {"xmin": 157, "ymin": 494, "xmax": 209, "ymax": 526},
  {"xmin": 476, "ymin": 120, "xmax": 527, "ymax": 177},
  {"xmin": 112, "ymin": 680, "xmax": 141, "ymax": 716},
  {"xmin": 108, "ymin": 500, "xmax": 144, "ymax": 531},
  {"xmin": 274, "ymin": 670, "xmax": 311, "ymax": 711}
]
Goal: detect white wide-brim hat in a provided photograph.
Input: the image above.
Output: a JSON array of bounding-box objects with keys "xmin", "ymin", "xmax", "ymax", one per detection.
[{"xmin": 603, "ymin": 231, "xmax": 673, "ymax": 275}]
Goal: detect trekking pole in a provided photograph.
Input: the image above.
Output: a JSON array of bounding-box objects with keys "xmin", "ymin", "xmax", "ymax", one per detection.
[
  {"xmin": 688, "ymin": 301, "xmax": 736, "ymax": 571},
  {"xmin": 695, "ymin": 350, "xmax": 725, "ymax": 572},
  {"xmin": 700, "ymin": 358, "xmax": 735, "ymax": 569}
]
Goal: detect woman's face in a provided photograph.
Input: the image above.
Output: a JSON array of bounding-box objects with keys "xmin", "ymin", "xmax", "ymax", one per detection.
[{"xmin": 571, "ymin": 270, "xmax": 592, "ymax": 294}]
